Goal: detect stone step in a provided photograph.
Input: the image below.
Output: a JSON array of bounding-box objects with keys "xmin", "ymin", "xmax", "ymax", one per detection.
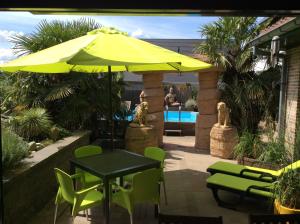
[{"xmin": 164, "ymin": 129, "xmax": 182, "ymax": 136}]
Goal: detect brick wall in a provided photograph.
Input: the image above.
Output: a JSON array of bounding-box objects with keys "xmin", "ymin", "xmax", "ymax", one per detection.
[{"xmin": 284, "ymin": 46, "xmax": 300, "ymax": 150}]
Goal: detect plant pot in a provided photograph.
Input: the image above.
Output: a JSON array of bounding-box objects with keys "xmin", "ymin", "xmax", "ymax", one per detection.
[{"xmin": 274, "ymin": 199, "xmax": 300, "ymax": 214}]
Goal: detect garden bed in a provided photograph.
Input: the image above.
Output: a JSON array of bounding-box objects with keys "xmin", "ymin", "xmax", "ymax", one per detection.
[
  {"xmin": 238, "ymin": 157, "xmax": 282, "ymax": 170},
  {"xmin": 3, "ymin": 131, "xmax": 91, "ymax": 224}
]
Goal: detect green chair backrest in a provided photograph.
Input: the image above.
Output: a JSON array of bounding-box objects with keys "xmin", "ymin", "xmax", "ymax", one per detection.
[
  {"xmin": 131, "ymin": 168, "xmax": 160, "ymax": 203},
  {"xmin": 279, "ymin": 160, "xmax": 300, "ymax": 174},
  {"xmin": 74, "ymin": 145, "xmax": 103, "ymax": 158},
  {"xmin": 54, "ymin": 168, "xmax": 75, "ymax": 204},
  {"xmin": 144, "ymin": 147, "xmax": 166, "ymax": 168}
]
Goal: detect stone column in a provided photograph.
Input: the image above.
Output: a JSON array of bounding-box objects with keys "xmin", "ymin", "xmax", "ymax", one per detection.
[
  {"xmin": 195, "ymin": 69, "xmax": 221, "ymax": 150},
  {"xmin": 143, "ymin": 73, "xmax": 164, "ymax": 146}
]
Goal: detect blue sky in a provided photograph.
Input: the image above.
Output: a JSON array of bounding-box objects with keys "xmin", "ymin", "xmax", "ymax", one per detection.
[
  {"xmin": 0, "ymin": 12, "xmax": 264, "ymax": 64},
  {"xmin": 0, "ymin": 12, "xmax": 219, "ymax": 63}
]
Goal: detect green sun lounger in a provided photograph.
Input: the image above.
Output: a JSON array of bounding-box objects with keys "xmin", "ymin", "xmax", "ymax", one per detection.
[
  {"xmin": 206, "ymin": 173, "xmax": 274, "ymax": 207},
  {"xmin": 207, "ymin": 160, "xmax": 300, "ymax": 182}
]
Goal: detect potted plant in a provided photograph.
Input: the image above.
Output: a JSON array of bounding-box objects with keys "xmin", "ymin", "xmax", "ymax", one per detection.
[{"xmin": 273, "ymin": 168, "xmax": 300, "ymax": 214}]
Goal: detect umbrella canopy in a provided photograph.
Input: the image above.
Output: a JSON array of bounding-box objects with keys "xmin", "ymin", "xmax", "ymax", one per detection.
[
  {"xmin": 0, "ymin": 27, "xmax": 212, "ymax": 73},
  {"xmin": 0, "ymin": 27, "xmax": 212, "ymax": 150}
]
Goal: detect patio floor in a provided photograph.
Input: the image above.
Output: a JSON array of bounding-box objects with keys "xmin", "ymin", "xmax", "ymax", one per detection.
[{"xmin": 27, "ymin": 136, "xmax": 272, "ymax": 224}]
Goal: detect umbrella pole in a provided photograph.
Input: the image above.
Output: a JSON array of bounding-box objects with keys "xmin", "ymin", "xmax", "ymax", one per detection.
[
  {"xmin": 0, "ymin": 99, "xmax": 4, "ymax": 224},
  {"xmin": 108, "ymin": 66, "xmax": 114, "ymax": 150}
]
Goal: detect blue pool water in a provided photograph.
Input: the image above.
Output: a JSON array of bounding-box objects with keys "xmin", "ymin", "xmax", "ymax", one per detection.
[
  {"xmin": 122, "ymin": 111, "xmax": 198, "ymax": 123},
  {"xmin": 164, "ymin": 111, "xmax": 198, "ymax": 123}
]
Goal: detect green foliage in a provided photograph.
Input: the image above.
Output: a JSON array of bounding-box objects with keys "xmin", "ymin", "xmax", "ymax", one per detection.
[
  {"xmin": 233, "ymin": 131, "xmax": 262, "ymax": 160},
  {"xmin": 185, "ymin": 99, "xmax": 197, "ymax": 111},
  {"xmin": 3, "ymin": 19, "xmax": 125, "ymax": 134},
  {"xmin": 197, "ymin": 17, "xmax": 262, "ymax": 73},
  {"xmin": 274, "ymin": 169, "xmax": 300, "ymax": 209},
  {"xmin": 220, "ymin": 68, "xmax": 280, "ymax": 133},
  {"xmin": 197, "ymin": 17, "xmax": 279, "ymax": 134},
  {"xmin": 10, "ymin": 108, "xmax": 52, "ymax": 140},
  {"xmin": 10, "ymin": 18, "xmax": 101, "ymax": 55},
  {"xmin": 49, "ymin": 125, "xmax": 71, "ymax": 141},
  {"xmin": 2, "ymin": 128, "xmax": 29, "ymax": 170},
  {"xmin": 258, "ymin": 133, "xmax": 290, "ymax": 166}
]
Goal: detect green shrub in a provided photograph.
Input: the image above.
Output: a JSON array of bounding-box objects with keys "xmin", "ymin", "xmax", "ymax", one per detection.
[
  {"xmin": 273, "ymin": 169, "xmax": 300, "ymax": 209},
  {"xmin": 2, "ymin": 128, "xmax": 29, "ymax": 170},
  {"xmin": 48, "ymin": 125, "xmax": 71, "ymax": 141},
  {"xmin": 11, "ymin": 108, "xmax": 52, "ymax": 140},
  {"xmin": 233, "ymin": 131, "xmax": 262, "ymax": 160},
  {"xmin": 258, "ymin": 134, "xmax": 290, "ymax": 166},
  {"xmin": 185, "ymin": 99, "xmax": 197, "ymax": 111}
]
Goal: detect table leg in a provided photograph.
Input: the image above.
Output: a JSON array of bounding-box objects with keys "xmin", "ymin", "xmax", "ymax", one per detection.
[
  {"xmin": 104, "ymin": 178, "xmax": 110, "ymax": 224},
  {"xmin": 70, "ymin": 162, "xmax": 75, "ymax": 214},
  {"xmin": 119, "ymin": 176, "xmax": 124, "ymax": 187}
]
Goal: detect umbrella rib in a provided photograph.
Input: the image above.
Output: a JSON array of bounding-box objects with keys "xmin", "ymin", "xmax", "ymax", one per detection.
[{"xmin": 167, "ymin": 62, "xmax": 181, "ymax": 71}]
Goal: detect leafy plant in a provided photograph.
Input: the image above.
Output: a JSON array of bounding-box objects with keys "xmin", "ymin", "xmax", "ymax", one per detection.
[
  {"xmin": 196, "ymin": 17, "xmax": 280, "ymax": 134},
  {"xmin": 2, "ymin": 128, "xmax": 29, "ymax": 170},
  {"xmin": 185, "ymin": 99, "xmax": 197, "ymax": 111},
  {"xmin": 48, "ymin": 125, "xmax": 71, "ymax": 141},
  {"xmin": 11, "ymin": 108, "xmax": 52, "ymax": 140},
  {"xmin": 273, "ymin": 169, "xmax": 300, "ymax": 209},
  {"xmin": 233, "ymin": 131, "xmax": 262, "ymax": 160},
  {"xmin": 258, "ymin": 132, "xmax": 291, "ymax": 166},
  {"xmin": 4, "ymin": 19, "xmax": 125, "ymax": 135}
]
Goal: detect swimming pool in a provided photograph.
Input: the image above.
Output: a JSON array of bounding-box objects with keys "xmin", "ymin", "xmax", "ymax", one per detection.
[
  {"xmin": 164, "ymin": 111, "xmax": 198, "ymax": 123},
  {"xmin": 123, "ymin": 111, "xmax": 198, "ymax": 123}
]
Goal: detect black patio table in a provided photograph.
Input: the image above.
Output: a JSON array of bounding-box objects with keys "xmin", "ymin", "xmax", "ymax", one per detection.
[{"xmin": 70, "ymin": 149, "xmax": 161, "ymax": 224}]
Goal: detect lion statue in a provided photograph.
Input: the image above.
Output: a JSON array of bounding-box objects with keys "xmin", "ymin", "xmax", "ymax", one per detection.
[
  {"xmin": 130, "ymin": 101, "xmax": 149, "ymax": 127},
  {"xmin": 217, "ymin": 102, "xmax": 231, "ymax": 127}
]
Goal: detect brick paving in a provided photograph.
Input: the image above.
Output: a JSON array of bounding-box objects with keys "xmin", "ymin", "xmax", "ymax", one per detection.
[{"xmin": 28, "ymin": 136, "xmax": 271, "ymax": 224}]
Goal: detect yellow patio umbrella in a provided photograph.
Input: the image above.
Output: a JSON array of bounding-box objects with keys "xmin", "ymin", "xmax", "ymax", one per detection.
[{"xmin": 0, "ymin": 27, "xmax": 212, "ymax": 149}]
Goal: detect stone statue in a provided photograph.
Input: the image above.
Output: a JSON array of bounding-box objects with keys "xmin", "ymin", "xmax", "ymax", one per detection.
[
  {"xmin": 165, "ymin": 87, "xmax": 180, "ymax": 107},
  {"xmin": 210, "ymin": 101, "xmax": 237, "ymax": 159},
  {"xmin": 217, "ymin": 102, "xmax": 231, "ymax": 127},
  {"xmin": 130, "ymin": 101, "xmax": 149, "ymax": 127}
]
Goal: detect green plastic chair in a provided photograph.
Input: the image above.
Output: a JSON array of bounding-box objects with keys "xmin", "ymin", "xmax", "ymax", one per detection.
[
  {"xmin": 112, "ymin": 168, "xmax": 161, "ymax": 224},
  {"xmin": 74, "ymin": 145, "xmax": 103, "ymax": 187},
  {"xmin": 144, "ymin": 147, "xmax": 167, "ymax": 204},
  {"xmin": 124, "ymin": 147, "xmax": 167, "ymax": 204},
  {"xmin": 207, "ymin": 160, "xmax": 300, "ymax": 182},
  {"xmin": 54, "ymin": 168, "xmax": 103, "ymax": 224}
]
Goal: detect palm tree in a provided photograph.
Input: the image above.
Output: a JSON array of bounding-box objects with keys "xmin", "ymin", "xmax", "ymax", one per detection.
[
  {"xmin": 197, "ymin": 17, "xmax": 262, "ymax": 78},
  {"xmin": 4, "ymin": 18, "xmax": 125, "ymax": 133},
  {"xmin": 196, "ymin": 17, "xmax": 280, "ymax": 133}
]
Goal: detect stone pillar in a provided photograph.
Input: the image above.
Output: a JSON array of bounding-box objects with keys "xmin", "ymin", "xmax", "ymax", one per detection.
[
  {"xmin": 195, "ymin": 70, "xmax": 221, "ymax": 150},
  {"xmin": 143, "ymin": 73, "xmax": 164, "ymax": 146}
]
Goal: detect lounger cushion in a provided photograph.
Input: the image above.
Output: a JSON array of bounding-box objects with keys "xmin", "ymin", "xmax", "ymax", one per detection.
[
  {"xmin": 206, "ymin": 173, "xmax": 273, "ymax": 198},
  {"xmin": 207, "ymin": 161, "xmax": 280, "ymax": 181}
]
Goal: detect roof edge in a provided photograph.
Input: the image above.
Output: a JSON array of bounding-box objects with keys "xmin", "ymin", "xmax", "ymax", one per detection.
[{"xmin": 249, "ymin": 17, "xmax": 300, "ymax": 47}]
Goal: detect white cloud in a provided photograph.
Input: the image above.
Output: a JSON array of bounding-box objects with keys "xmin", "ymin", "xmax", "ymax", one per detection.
[
  {"xmin": 0, "ymin": 48, "xmax": 16, "ymax": 64},
  {"xmin": 0, "ymin": 29, "xmax": 24, "ymax": 42},
  {"xmin": 131, "ymin": 29, "xmax": 144, "ymax": 38},
  {"xmin": 130, "ymin": 28, "xmax": 152, "ymax": 39},
  {"xmin": 254, "ymin": 58, "xmax": 269, "ymax": 72}
]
